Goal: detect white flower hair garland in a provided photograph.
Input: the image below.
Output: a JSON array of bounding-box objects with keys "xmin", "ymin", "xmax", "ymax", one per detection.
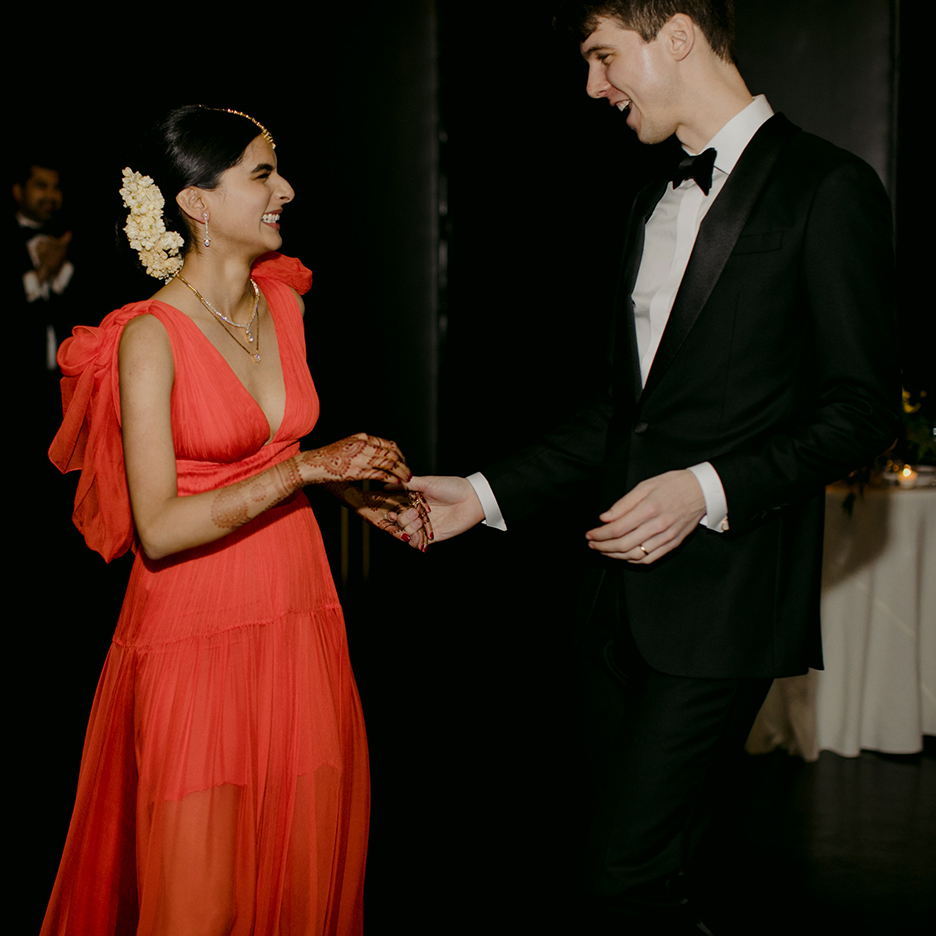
[{"xmin": 120, "ymin": 167, "xmax": 185, "ymax": 280}]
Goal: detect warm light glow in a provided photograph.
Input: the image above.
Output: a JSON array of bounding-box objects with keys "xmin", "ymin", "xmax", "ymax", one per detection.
[{"xmin": 897, "ymin": 465, "xmax": 919, "ymax": 488}]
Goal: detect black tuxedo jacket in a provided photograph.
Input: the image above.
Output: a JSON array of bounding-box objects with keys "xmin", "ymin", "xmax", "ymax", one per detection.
[{"xmin": 486, "ymin": 115, "xmax": 900, "ymax": 680}]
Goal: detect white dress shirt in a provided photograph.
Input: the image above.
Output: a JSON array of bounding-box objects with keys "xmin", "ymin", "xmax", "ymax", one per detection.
[{"xmin": 470, "ymin": 96, "xmax": 775, "ymax": 532}]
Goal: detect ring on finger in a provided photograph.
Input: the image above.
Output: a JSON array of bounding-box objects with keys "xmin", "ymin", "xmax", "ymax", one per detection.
[{"xmin": 638, "ymin": 544, "xmax": 649, "ymax": 556}]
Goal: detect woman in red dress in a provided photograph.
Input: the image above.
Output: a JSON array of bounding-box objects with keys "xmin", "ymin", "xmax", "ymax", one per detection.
[{"xmin": 43, "ymin": 105, "xmax": 428, "ymax": 936}]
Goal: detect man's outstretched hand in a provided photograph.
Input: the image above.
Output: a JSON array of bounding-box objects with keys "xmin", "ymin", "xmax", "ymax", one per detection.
[{"xmin": 395, "ymin": 475, "xmax": 486, "ymax": 544}]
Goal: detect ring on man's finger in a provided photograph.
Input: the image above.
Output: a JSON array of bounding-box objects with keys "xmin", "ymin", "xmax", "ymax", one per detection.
[{"xmin": 638, "ymin": 544, "xmax": 649, "ymax": 556}]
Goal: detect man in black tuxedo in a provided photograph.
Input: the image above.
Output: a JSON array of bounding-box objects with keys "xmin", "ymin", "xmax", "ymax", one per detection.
[
  {"xmin": 403, "ymin": 2, "xmax": 899, "ymax": 931},
  {"xmin": 14, "ymin": 159, "xmax": 80, "ymax": 450},
  {"xmin": 14, "ymin": 161, "xmax": 75, "ymax": 369}
]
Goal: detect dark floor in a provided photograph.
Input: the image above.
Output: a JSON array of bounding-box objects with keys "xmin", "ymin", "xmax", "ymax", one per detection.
[
  {"xmin": 359, "ymin": 741, "xmax": 936, "ymax": 935},
  {"xmin": 699, "ymin": 739, "xmax": 936, "ymax": 935}
]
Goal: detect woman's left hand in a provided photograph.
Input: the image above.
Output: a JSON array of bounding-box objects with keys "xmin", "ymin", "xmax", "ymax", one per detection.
[{"xmin": 298, "ymin": 433, "xmax": 413, "ymax": 486}]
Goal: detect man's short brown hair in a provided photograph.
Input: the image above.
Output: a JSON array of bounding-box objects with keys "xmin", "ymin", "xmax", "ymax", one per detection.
[{"xmin": 555, "ymin": 1, "xmax": 736, "ymax": 62}]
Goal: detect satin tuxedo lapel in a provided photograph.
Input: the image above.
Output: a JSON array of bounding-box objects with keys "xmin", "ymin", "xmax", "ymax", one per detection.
[{"xmin": 640, "ymin": 114, "xmax": 799, "ymax": 402}]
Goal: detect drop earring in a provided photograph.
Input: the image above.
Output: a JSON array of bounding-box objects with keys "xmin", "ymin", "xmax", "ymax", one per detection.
[{"xmin": 203, "ymin": 211, "xmax": 211, "ymax": 247}]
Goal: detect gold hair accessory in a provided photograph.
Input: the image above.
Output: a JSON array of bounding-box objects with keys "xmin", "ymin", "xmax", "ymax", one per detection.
[{"xmin": 203, "ymin": 106, "xmax": 275, "ymax": 149}]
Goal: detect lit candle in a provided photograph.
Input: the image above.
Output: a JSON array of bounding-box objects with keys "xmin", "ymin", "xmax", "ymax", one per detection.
[{"xmin": 898, "ymin": 465, "xmax": 918, "ymax": 488}]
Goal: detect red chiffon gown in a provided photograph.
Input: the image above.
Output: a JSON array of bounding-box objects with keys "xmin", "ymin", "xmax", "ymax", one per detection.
[{"xmin": 42, "ymin": 254, "xmax": 368, "ymax": 936}]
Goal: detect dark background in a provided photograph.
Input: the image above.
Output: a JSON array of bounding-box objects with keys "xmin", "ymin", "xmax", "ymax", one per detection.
[{"xmin": 20, "ymin": 2, "xmax": 924, "ymax": 933}]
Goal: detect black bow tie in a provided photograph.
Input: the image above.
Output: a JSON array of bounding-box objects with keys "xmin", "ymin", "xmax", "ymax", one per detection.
[{"xmin": 671, "ymin": 147, "xmax": 717, "ymax": 195}]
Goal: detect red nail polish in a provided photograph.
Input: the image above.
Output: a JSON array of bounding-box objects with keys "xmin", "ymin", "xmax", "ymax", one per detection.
[
  {"xmin": 401, "ymin": 533, "xmax": 410, "ymax": 542},
  {"xmin": 429, "ymin": 532, "xmax": 434, "ymax": 540}
]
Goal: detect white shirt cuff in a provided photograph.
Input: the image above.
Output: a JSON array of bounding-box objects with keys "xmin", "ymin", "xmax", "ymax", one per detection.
[
  {"xmin": 466, "ymin": 472, "xmax": 507, "ymax": 531},
  {"xmin": 687, "ymin": 462, "xmax": 729, "ymax": 532}
]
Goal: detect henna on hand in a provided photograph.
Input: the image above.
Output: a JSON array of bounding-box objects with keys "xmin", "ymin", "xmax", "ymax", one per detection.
[
  {"xmin": 210, "ymin": 457, "xmax": 302, "ymax": 530},
  {"xmin": 299, "ymin": 433, "xmax": 411, "ymax": 485},
  {"xmin": 300, "ymin": 438, "xmax": 369, "ymax": 478},
  {"xmin": 211, "ymin": 485, "xmax": 252, "ymax": 530},
  {"xmin": 325, "ymin": 481, "xmax": 432, "ymax": 548}
]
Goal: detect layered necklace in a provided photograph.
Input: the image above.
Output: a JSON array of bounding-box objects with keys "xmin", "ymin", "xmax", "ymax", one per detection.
[{"xmin": 175, "ymin": 273, "xmax": 262, "ymax": 363}]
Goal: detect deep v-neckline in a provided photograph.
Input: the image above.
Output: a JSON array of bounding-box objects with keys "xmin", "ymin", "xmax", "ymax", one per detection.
[{"xmin": 155, "ymin": 292, "xmax": 288, "ymax": 446}]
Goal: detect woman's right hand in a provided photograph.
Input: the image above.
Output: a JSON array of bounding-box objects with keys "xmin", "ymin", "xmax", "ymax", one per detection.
[
  {"xmin": 325, "ymin": 483, "xmax": 433, "ymax": 550},
  {"xmin": 297, "ymin": 433, "xmax": 412, "ymax": 486}
]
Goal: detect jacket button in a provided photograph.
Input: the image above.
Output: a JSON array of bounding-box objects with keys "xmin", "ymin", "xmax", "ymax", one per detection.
[{"xmin": 633, "ymin": 422, "xmax": 649, "ymax": 434}]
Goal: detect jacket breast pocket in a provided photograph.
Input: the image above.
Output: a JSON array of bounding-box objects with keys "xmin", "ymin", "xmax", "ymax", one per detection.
[{"xmin": 732, "ymin": 231, "xmax": 784, "ymax": 255}]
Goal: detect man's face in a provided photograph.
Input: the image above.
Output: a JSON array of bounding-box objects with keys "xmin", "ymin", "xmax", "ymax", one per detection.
[
  {"xmin": 13, "ymin": 166, "xmax": 63, "ymax": 224},
  {"xmin": 581, "ymin": 17, "xmax": 680, "ymax": 145}
]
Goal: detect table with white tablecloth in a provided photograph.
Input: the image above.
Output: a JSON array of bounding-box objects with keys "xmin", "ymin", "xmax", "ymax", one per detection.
[{"xmin": 747, "ymin": 485, "xmax": 936, "ymax": 761}]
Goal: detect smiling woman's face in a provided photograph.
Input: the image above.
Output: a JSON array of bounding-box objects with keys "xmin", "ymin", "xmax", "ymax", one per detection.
[{"xmin": 201, "ymin": 136, "xmax": 295, "ymax": 256}]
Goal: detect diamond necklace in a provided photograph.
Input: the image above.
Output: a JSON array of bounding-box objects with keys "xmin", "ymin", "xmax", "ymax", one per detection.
[{"xmin": 175, "ymin": 273, "xmax": 262, "ymax": 363}]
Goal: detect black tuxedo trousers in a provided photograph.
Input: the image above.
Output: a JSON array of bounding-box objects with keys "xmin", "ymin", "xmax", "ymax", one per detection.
[{"xmin": 581, "ymin": 574, "xmax": 771, "ymax": 931}]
